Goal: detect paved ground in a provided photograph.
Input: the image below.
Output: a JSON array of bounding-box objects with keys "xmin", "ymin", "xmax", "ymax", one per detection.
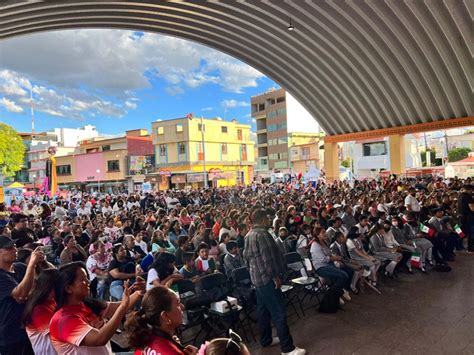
[{"xmin": 249, "ymin": 253, "xmax": 474, "ymax": 355}]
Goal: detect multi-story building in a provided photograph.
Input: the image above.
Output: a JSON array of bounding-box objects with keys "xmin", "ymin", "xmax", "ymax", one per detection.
[
  {"xmin": 55, "ymin": 129, "xmax": 154, "ymax": 193},
  {"xmin": 289, "ymin": 132, "xmax": 324, "ymax": 173},
  {"xmin": 16, "ymin": 125, "xmax": 99, "ymax": 187},
  {"xmin": 251, "ymin": 87, "xmax": 320, "ymax": 175},
  {"xmin": 151, "ymin": 117, "xmax": 254, "ymax": 189}
]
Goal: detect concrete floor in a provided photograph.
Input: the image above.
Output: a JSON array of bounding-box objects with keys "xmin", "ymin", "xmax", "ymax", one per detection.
[{"xmin": 250, "ymin": 253, "xmax": 474, "ymax": 355}]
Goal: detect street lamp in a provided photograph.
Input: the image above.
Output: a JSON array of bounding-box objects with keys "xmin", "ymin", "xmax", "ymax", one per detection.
[
  {"xmin": 32, "ymin": 174, "xmax": 36, "ymax": 192},
  {"xmin": 96, "ymin": 169, "xmax": 101, "ymax": 193}
]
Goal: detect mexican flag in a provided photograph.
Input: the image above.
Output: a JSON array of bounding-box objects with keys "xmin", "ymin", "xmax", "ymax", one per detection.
[
  {"xmin": 454, "ymin": 224, "xmax": 465, "ymax": 238},
  {"xmin": 411, "ymin": 251, "xmax": 422, "ymax": 268},
  {"xmin": 419, "ymin": 223, "xmax": 435, "ymax": 237}
]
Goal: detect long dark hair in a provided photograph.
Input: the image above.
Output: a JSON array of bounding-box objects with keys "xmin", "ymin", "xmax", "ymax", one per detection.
[
  {"xmin": 55, "ymin": 261, "xmax": 106, "ymax": 315},
  {"xmin": 126, "ymin": 286, "xmax": 175, "ymax": 349},
  {"xmin": 23, "ymin": 268, "xmax": 59, "ymax": 326},
  {"xmin": 150, "ymin": 252, "xmax": 176, "ymax": 281}
]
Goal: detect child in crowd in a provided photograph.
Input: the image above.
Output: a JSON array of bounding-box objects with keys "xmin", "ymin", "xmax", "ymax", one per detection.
[
  {"xmin": 195, "ymin": 243, "xmax": 217, "ymax": 274},
  {"xmin": 179, "ymin": 252, "xmax": 200, "ymax": 281},
  {"xmin": 223, "ymin": 241, "xmax": 243, "ymax": 278},
  {"xmin": 219, "ymin": 232, "xmax": 230, "ymax": 255}
]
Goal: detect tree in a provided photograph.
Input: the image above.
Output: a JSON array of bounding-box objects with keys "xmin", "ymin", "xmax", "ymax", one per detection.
[
  {"xmin": 0, "ymin": 123, "xmax": 25, "ymax": 177},
  {"xmin": 448, "ymin": 147, "xmax": 471, "ymax": 162},
  {"xmin": 341, "ymin": 158, "xmax": 351, "ymax": 168},
  {"xmin": 420, "ymin": 150, "xmax": 439, "ymax": 167}
]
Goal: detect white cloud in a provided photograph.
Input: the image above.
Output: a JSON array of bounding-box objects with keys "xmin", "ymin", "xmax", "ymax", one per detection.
[
  {"xmin": 0, "ymin": 29, "xmax": 265, "ymax": 97},
  {"xmin": 0, "ymin": 97, "xmax": 24, "ymax": 113},
  {"xmin": 251, "ymin": 118, "xmax": 256, "ymax": 123},
  {"xmin": 165, "ymin": 86, "xmax": 185, "ymax": 96},
  {"xmin": 0, "ymin": 70, "xmax": 127, "ymax": 119},
  {"xmin": 125, "ymin": 100, "xmax": 137, "ymax": 109},
  {"xmin": 201, "ymin": 107, "xmax": 213, "ymax": 111},
  {"xmin": 221, "ymin": 99, "xmax": 249, "ymax": 109}
]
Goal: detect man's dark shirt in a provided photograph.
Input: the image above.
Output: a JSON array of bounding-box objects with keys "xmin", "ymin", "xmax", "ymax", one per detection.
[{"xmin": 0, "ymin": 263, "xmax": 28, "ymax": 346}]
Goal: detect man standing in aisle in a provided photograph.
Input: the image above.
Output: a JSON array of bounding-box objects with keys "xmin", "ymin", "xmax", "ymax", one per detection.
[{"xmin": 244, "ymin": 209, "xmax": 305, "ymax": 355}]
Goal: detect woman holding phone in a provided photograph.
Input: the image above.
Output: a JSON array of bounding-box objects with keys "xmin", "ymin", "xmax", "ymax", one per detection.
[{"xmin": 50, "ymin": 261, "xmax": 143, "ymax": 354}]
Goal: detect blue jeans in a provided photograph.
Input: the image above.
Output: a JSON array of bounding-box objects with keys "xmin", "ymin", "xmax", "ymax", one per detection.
[
  {"xmin": 316, "ymin": 265, "xmax": 350, "ymax": 290},
  {"xmin": 256, "ymin": 281, "xmax": 295, "ymax": 353},
  {"xmin": 110, "ymin": 280, "xmax": 124, "ymax": 300}
]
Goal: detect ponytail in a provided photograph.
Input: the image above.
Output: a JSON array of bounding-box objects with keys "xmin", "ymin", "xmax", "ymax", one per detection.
[{"xmin": 125, "ymin": 310, "xmax": 153, "ymax": 349}]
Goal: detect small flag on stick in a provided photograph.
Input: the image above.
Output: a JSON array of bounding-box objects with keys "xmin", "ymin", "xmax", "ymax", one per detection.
[
  {"xmin": 454, "ymin": 224, "xmax": 465, "ymax": 238},
  {"xmin": 419, "ymin": 223, "xmax": 435, "ymax": 237},
  {"xmin": 186, "ymin": 113, "xmax": 193, "ymax": 120}
]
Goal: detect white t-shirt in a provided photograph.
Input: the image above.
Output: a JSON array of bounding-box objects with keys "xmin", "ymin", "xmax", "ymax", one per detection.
[
  {"xmin": 405, "ymin": 194, "xmax": 421, "ymax": 212},
  {"xmin": 346, "ymin": 238, "xmax": 356, "ymax": 251},
  {"xmin": 146, "ymin": 268, "xmax": 159, "ymax": 291},
  {"xmin": 77, "ymin": 207, "xmax": 91, "ymax": 217}
]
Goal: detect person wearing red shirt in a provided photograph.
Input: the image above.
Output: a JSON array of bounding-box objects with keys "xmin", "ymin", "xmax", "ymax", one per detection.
[
  {"xmin": 23, "ymin": 268, "xmax": 59, "ymax": 354},
  {"xmin": 126, "ymin": 285, "xmax": 198, "ymax": 355},
  {"xmin": 50, "ymin": 261, "xmax": 143, "ymax": 354}
]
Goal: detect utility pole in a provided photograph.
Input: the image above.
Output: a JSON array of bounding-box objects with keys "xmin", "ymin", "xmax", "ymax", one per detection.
[
  {"xmin": 201, "ymin": 115, "xmax": 207, "ymax": 188},
  {"xmin": 424, "ymin": 132, "xmax": 431, "ymax": 167},
  {"xmin": 444, "ymin": 130, "xmax": 449, "ymax": 165},
  {"xmin": 30, "ymin": 86, "xmax": 35, "ymax": 133}
]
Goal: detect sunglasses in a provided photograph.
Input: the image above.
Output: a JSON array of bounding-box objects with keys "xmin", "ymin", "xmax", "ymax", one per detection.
[{"xmin": 225, "ymin": 329, "xmax": 242, "ymax": 354}]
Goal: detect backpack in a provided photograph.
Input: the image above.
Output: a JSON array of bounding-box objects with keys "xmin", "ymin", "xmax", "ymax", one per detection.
[{"xmin": 318, "ymin": 287, "xmax": 343, "ymax": 313}]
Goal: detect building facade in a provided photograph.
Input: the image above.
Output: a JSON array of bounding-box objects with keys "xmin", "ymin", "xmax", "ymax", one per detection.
[
  {"xmin": 251, "ymin": 87, "xmax": 320, "ymax": 175},
  {"xmin": 289, "ymin": 132, "xmax": 323, "ymax": 173},
  {"xmin": 151, "ymin": 117, "xmax": 254, "ymax": 189},
  {"xmin": 55, "ymin": 129, "xmax": 153, "ymax": 193}
]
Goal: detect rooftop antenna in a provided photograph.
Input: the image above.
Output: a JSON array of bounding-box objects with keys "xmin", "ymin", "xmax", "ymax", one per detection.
[{"xmin": 30, "ymin": 85, "xmax": 35, "ymax": 133}]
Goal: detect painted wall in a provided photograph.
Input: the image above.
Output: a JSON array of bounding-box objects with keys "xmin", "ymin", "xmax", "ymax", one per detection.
[
  {"xmin": 286, "ymin": 91, "xmax": 320, "ymax": 134},
  {"xmin": 75, "ymin": 152, "xmax": 106, "ymax": 182}
]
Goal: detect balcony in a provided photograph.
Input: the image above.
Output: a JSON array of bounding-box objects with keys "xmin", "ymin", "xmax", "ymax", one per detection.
[{"xmin": 290, "ymin": 152, "xmax": 319, "ymax": 162}]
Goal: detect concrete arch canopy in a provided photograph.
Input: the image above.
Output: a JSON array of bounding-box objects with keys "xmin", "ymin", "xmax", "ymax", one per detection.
[{"xmin": 1, "ymin": 0, "xmax": 472, "ymax": 135}]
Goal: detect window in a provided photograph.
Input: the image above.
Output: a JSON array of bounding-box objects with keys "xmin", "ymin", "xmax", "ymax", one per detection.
[
  {"xmin": 176, "ymin": 124, "xmax": 183, "ymax": 132},
  {"xmin": 267, "ymin": 122, "xmax": 287, "ymax": 132},
  {"xmin": 241, "ymin": 144, "xmax": 247, "ymax": 161},
  {"xmin": 276, "ymin": 96, "xmax": 285, "ymax": 103},
  {"xmin": 107, "ymin": 160, "xmax": 120, "ymax": 172},
  {"xmin": 157, "ymin": 127, "xmax": 164, "ymax": 135},
  {"xmin": 221, "ymin": 126, "xmax": 228, "ymax": 133},
  {"xmin": 237, "ymin": 129, "xmax": 243, "ymax": 141},
  {"xmin": 221, "ymin": 143, "xmax": 228, "ymax": 155},
  {"xmin": 56, "ymin": 165, "xmax": 71, "ymax": 176},
  {"xmin": 178, "ymin": 142, "xmax": 186, "ymax": 155},
  {"xmin": 198, "ymin": 123, "xmax": 205, "ymax": 132},
  {"xmin": 197, "ymin": 142, "xmax": 204, "ymax": 161},
  {"xmin": 102, "ymin": 145, "xmax": 110, "ymax": 151},
  {"xmin": 159, "ymin": 144, "xmax": 167, "ymax": 157},
  {"xmin": 363, "ymin": 142, "xmax": 387, "ymax": 156},
  {"xmin": 301, "ymin": 147, "xmax": 310, "ymax": 157},
  {"xmin": 267, "ymin": 108, "xmax": 286, "ymax": 119}
]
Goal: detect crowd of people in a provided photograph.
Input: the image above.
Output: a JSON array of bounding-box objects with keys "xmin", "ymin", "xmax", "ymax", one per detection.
[{"xmin": 0, "ymin": 175, "xmax": 472, "ymax": 355}]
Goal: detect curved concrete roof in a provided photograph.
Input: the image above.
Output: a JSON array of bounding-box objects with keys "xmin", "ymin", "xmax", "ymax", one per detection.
[{"xmin": 1, "ymin": 0, "xmax": 472, "ymax": 135}]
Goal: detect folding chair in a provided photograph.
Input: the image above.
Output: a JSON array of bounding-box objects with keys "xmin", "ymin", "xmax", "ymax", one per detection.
[
  {"xmin": 231, "ymin": 267, "xmax": 257, "ymax": 341},
  {"xmin": 284, "ymin": 252, "xmax": 324, "ymax": 313}
]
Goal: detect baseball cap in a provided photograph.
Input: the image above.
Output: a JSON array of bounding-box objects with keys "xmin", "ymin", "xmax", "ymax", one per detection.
[{"xmin": 0, "ymin": 236, "xmax": 15, "ymax": 249}]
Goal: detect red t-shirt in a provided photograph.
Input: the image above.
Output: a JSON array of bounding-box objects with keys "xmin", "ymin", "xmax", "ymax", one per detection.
[
  {"xmin": 26, "ymin": 298, "xmax": 57, "ymax": 354},
  {"xmin": 134, "ymin": 335, "xmax": 185, "ymax": 355},
  {"xmin": 50, "ymin": 303, "xmax": 111, "ymax": 354}
]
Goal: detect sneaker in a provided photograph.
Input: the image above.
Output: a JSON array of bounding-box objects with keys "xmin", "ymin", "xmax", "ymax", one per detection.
[
  {"xmin": 362, "ymin": 269, "xmax": 371, "ymax": 277},
  {"xmin": 339, "ymin": 297, "xmax": 345, "ymax": 305},
  {"xmin": 269, "ymin": 337, "xmax": 280, "ymax": 346},
  {"xmin": 342, "ymin": 290, "xmax": 352, "ymax": 301},
  {"xmin": 282, "ymin": 347, "xmax": 306, "ymax": 355}
]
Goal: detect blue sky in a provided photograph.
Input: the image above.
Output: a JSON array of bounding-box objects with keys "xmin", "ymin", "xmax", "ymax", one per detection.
[{"xmin": 0, "ymin": 29, "xmax": 279, "ymax": 135}]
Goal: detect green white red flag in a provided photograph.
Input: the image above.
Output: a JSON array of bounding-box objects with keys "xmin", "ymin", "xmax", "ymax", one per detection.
[
  {"xmin": 419, "ymin": 223, "xmax": 435, "ymax": 237},
  {"xmin": 454, "ymin": 224, "xmax": 465, "ymax": 238}
]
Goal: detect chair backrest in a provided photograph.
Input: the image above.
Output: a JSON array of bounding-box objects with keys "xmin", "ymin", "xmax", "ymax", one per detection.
[
  {"xmin": 175, "ymin": 279, "xmax": 195, "ymax": 295},
  {"xmin": 232, "ymin": 266, "xmax": 250, "ymax": 284},
  {"xmin": 284, "ymin": 252, "xmax": 303, "ymax": 265},
  {"xmin": 200, "ymin": 272, "xmax": 228, "ymax": 291}
]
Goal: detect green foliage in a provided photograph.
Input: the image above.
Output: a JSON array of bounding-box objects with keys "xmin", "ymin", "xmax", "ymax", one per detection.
[
  {"xmin": 420, "ymin": 150, "xmax": 439, "ymax": 167},
  {"xmin": 448, "ymin": 147, "xmax": 471, "ymax": 162},
  {"xmin": 341, "ymin": 158, "xmax": 351, "ymax": 168},
  {"xmin": 0, "ymin": 123, "xmax": 25, "ymax": 177}
]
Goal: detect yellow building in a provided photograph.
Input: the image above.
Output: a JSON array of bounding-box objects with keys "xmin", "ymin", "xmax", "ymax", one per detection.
[{"xmin": 152, "ymin": 117, "xmax": 254, "ymax": 188}]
